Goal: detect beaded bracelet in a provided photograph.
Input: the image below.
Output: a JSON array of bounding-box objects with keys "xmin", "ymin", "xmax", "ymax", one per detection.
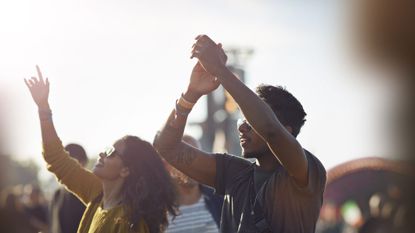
[
  {"xmin": 177, "ymin": 94, "xmax": 195, "ymax": 110},
  {"xmin": 175, "ymin": 100, "xmax": 191, "ymax": 117}
]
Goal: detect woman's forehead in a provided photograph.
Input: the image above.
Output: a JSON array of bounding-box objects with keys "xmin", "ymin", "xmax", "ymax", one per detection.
[{"xmin": 113, "ymin": 140, "xmax": 127, "ymax": 154}]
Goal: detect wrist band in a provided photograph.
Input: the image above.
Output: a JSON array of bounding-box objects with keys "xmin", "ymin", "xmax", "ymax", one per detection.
[
  {"xmin": 177, "ymin": 94, "xmax": 195, "ymax": 110},
  {"xmin": 39, "ymin": 109, "xmax": 52, "ymax": 121},
  {"xmin": 175, "ymin": 100, "xmax": 191, "ymax": 117}
]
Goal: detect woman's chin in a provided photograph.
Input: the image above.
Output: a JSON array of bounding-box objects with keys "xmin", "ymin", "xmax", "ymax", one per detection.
[{"xmin": 92, "ymin": 166, "xmax": 102, "ymax": 175}]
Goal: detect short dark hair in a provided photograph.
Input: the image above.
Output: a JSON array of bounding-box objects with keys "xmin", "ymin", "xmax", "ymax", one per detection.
[
  {"xmin": 64, "ymin": 143, "xmax": 87, "ymax": 164},
  {"xmin": 256, "ymin": 85, "xmax": 306, "ymax": 137}
]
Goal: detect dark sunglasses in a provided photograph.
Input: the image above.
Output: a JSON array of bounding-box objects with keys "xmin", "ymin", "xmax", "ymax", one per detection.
[
  {"xmin": 237, "ymin": 118, "xmax": 252, "ymax": 132},
  {"xmin": 102, "ymin": 146, "xmax": 129, "ymax": 165},
  {"xmin": 102, "ymin": 146, "xmax": 117, "ymax": 157}
]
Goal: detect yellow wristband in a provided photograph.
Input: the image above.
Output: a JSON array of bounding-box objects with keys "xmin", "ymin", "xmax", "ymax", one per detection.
[{"xmin": 178, "ymin": 94, "xmax": 195, "ymax": 109}]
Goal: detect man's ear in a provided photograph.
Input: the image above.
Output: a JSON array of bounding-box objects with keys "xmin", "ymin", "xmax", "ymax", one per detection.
[
  {"xmin": 120, "ymin": 167, "xmax": 130, "ymax": 178},
  {"xmin": 285, "ymin": 126, "xmax": 293, "ymax": 135}
]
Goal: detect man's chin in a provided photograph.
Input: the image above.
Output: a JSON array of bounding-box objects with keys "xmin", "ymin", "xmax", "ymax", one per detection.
[
  {"xmin": 242, "ymin": 150, "xmax": 257, "ymax": 159},
  {"xmin": 242, "ymin": 148, "xmax": 267, "ymax": 159}
]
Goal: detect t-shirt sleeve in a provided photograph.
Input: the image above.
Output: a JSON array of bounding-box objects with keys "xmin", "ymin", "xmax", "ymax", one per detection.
[
  {"xmin": 215, "ymin": 154, "xmax": 252, "ymax": 195},
  {"xmin": 294, "ymin": 152, "xmax": 326, "ymax": 195},
  {"xmin": 261, "ymin": 152, "xmax": 326, "ymax": 232},
  {"xmin": 268, "ymin": 152, "xmax": 326, "ymax": 197}
]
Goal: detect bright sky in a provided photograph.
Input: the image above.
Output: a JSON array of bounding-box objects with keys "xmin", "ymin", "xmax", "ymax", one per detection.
[{"xmin": 0, "ymin": 0, "xmax": 402, "ymax": 182}]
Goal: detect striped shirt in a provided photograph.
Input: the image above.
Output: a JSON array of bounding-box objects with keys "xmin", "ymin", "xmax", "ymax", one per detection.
[{"xmin": 166, "ymin": 196, "xmax": 219, "ymax": 233}]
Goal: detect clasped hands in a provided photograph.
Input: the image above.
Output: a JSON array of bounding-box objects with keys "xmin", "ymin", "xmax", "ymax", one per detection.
[{"xmin": 186, "ymin": 35, "xmax": 229, "ymax": 99}]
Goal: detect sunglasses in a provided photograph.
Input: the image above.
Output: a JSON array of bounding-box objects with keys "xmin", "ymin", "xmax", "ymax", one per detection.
[
  {"xmin": 102, "ymin": 146, "xmax": 130, "ymax": 164},
  {"xmin": 237, "ymin": 118, "xmax": 252, "ymax": 132},
  {"xmin": 102, "ymin": 146, "xmax": 124, "ymax": 160},
  {"xmin": 103, "ymin": 146, "xmax": 116, "ymax": 156}
]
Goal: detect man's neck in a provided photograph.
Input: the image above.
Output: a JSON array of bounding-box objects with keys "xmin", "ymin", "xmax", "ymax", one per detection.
[
  {"xmin": 101, "ymin": 179, "xmax": 124, "ymax": 210},
  {"xmin": 255, "ymin": 152, "xmax": 280, "ymax": 172}
]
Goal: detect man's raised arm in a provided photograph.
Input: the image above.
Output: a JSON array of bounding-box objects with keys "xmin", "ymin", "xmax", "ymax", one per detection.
[
  {"xmin": 191, "ymin": 35, "xmax": 308, "ymax": 185},
  {"xmin": 153, "ymin": 63, "xmax": 221, "ymax": 187}
]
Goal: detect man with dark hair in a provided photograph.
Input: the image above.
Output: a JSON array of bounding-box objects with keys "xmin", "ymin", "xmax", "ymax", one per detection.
[
  {"xmin": 64, "ymin": 143, "xmax": 88, "ymax": 165},
  {"xmin": 49, "ymin": 143, "xmax": 87, "ymax": 233},
  {"xmin": 154, "ymin": 35, "xmax": 326, "ymax": 233},
  {"xmin": 255, "ymin": 84, "xmax": 306, "ymax": 137}
]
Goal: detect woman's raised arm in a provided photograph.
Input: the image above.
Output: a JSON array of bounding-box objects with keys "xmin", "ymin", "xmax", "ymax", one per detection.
[
  {"xmin": 24, "ymin": 66, "xmax": 102, "ymax": 204},
  {"xmin": 25, "ymin": 65, "xmax": 58, "ymax": 144}
]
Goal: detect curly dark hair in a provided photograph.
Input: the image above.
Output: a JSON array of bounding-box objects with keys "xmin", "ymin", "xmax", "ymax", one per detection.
[
  {"xmin": 256, "ymin": 85, "xmax": 307, "ymax": 137},
  {"xmin": 118, "ymin": 135, "xmax": 177, "ymax": 233}
]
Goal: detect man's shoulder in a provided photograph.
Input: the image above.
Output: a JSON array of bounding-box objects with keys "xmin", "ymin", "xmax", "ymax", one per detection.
[
  {"xmin": 300, "ymin": 149, "xmax": 327, "ymax": 192},
  {"xmin": 304, "ymin": 149, "xmax": 326, "ymax": 173}
]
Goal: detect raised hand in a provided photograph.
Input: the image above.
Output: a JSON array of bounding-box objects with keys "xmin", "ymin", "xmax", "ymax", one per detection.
[
  {"xmin": 191, "ymin": 35, "xmax": 228, "ymax": 77},
  {"xmin": 187, "ymin": 62, "xmax": 220, "ymax": 97},
  {"xmin": 24, "ymin": 65, "xmax": 50, "ymax": 109}
]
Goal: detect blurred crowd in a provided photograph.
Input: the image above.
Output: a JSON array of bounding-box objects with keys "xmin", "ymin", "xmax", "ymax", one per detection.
[
  {"xmin": 316, "ymin": 158, "xmax": 413, "ymax": 233},
  {"xmin": 0, "ymin": 184, "xmax": 49, "ymax": 233}
]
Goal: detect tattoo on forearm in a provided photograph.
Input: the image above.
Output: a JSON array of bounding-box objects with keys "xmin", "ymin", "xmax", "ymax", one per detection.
[
  {"xmin": 173, "ymin": 145, "xmax": 197, "ymax": 165},
  {"xmin": 155, "ymin": 109, "xmax": 197, "ymax": 165}
]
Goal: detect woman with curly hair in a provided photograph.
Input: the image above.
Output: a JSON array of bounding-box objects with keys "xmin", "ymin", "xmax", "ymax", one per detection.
[{"xmin": 25, "ymin": 66, "xmax": 177, "ymax": 233}]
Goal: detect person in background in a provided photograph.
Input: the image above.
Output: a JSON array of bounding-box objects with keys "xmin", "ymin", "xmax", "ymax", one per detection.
[
  {"xmin": 49, "ymin": 143, "xmax": 88, "ymax": 233},
  {"xmin": 23, "ymin": 184, "xmax": 49, "ymax": 233},
  {"xmin": 166, "ymin": 135, "xmax": 223, "ymax": 233},
  {"xmin": 0, "ymin": 187, "xmax": 34, "ymax": 233}
]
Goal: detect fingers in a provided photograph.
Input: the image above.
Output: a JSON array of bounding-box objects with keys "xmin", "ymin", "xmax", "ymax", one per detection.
[
  {"xmin": 24, "ymin": 79, "xmax": 31, "ymax": 88},
  {"xmin": 29, "ymin": 80, "xmax": 35, "ymax": 86},
  {"xmin": 190, "ymin": 47, "xmax": 202, "ymax": 59},
  {"xmin": 219, "ymin": 48, "xmax": 228, "ymax": 63},
  {"xmin": 195, "ymin": 34, "xmax": 206, "ymax": 40},
  {"xmin": 190, "ymin": 35, "xmax": 228, "ymax": 64},
  {"xmin": 30, "ymin": 76, "xmax": 39, "ymax": 87},
  {"xmin": 215, "ymin": 42, "xmax": 228, "ymax": 63},
  {"xmin": 25, "ymin": 66, "xmax": 49, "ymax": 89},
  {"xmin": 194, "ymin": 34, "xmax": 215, "ymax": 48},
  {"xmin": 191, "ymin": 44, "xmax": 203, "ymax": 59},
  {"xmin": 191, "ymin": 35, "xmax": 214, "ymax": 58},
  {"xmin": 36, "ymin": 65, "xmax": 44, "ymax": 83},
  {"xmin": 24, "ymin": 75, "xmax": 46, "ymax": 89},
  {"xmin": 191, "ymin": 43, "xmax": 202, "ymax": 53},
  {"xmin": 191, "ymin": 52, "xmax": 204, "ymax": 60},
  {"xmin": 191, "ymin": 35, "xmax": 222, "ymax": 56},
  {"xmin": 192, "ymin": 43, "xmax": 202, "ymax": 50}
]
